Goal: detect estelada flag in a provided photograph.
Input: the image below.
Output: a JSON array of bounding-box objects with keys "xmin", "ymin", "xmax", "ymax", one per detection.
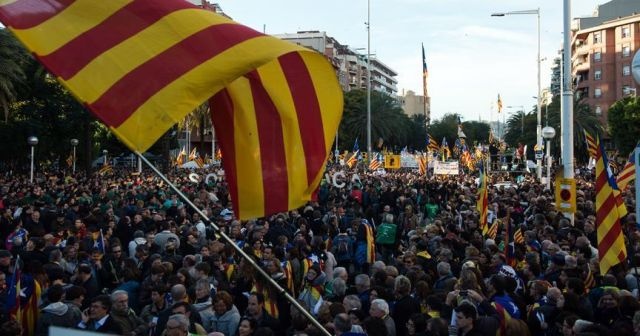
[{"xmin": 0, "ymin": 0, "xmax": 342, "ymax": 220}]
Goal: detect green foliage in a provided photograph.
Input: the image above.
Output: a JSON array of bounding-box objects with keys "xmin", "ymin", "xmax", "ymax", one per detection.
[
  {"xmin": 428, "ymin": 113, "xmax": 489, "ymax": 149},
  {"xmin": 339, "ymin": 89, "xmax": 412, "ymax": 151},
  {"xmin": 503, "ymin": 97, "xmax": 603, "ymax": 163},
  {"xmin": 608, "ymin": 96, "xmax": 640, "ymax": 155},
  {"xmin": 0, "ymin": 29, "xmax": 28, "ymax": 121}
]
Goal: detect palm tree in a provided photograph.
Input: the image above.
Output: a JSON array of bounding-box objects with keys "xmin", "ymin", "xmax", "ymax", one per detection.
[
  {"xmin": 503, "ymin": 97, "xmax": 603, "ymax": 163},
  {"xmin": 0, "ymin": 29, "xmax": 28, "ymax": 121},
  {"xmin": 340, "ymin": 90, "xmax": 410, "ymax": 151}
]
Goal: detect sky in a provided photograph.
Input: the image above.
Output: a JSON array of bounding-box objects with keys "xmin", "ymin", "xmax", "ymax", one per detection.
[{"xmin": 218, "ymin": 0, "xmax": 604, "ymax": 123}]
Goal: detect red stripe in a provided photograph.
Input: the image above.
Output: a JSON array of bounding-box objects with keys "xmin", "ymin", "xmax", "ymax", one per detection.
[
  {"xmin": 597, "ymin": 194, "xmax": 622, "ymax": 255},
  {"xmin": 279, "ymin": 53, "xmax": 327, "ymax": 185},
  {"xmin": 0, "ymin": 0, "xmax": 73, "ymax": 29},
  {"xmin": 248, "ymin": 71, "xmax": 289, "ymax": 215},
  {"xmin": 40, "ymin": 0, "xmax": 196, "ymax": 79},
  {"xmin": 89, "ymin": 23, "xmax": 262, "ymax": 127},
  {"xmin": 209, "ymin": 89, "xmax": 240, "ymax": 217}
]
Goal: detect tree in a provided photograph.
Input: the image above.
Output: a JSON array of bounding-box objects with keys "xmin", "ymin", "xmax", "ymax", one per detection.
[
  {"xmin": 0, "ymin": 29, "xmax": 28, "ymax": 121},
  {"xmin": 339, "ymin": 89, "xmax": 411, "ymax": 151},
  {"xmin": 502, "ymin": 97, "xmax": 603, "ymax": 163},
  {"xmin": 608, "ymin": 96, "xmax": 640, "ymax": 155},
  {"xmin": 428, "ymin": 114, "xmax": 489, "ymax": 150}
]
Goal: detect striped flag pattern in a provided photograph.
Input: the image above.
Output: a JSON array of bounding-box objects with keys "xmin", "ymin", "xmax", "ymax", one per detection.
[
  {"xmin": 188, "ymin": 148, "xmax": 198, "ymax": 162},
  {"xmin": 617, "ymin": 150, "xmax": 636, "ymax": 191},
  {"xmin": 514, "ymin": 227, "xmax": 525, "ymax": 244},
  {"xmin": 487, "ymin": 219, "xmax": 499, "ymax": 240},
  {"xmin": 595, "ymin": 138, "xmax": 627, "ymax": 275},
  {"xmin": 346, "ymin": 140, "xmax": 360, "ymax": 169},
  {"xmin": 477, "ymin": 166, "xmax": 489, "ymax": 237},
  {"xmin": 369, "ymin": 153, "xmax": 382, "ymax": 170},
  {"xmin": 0, "ymin": 0, "xmax": 342, "ymax": 221},
  {"xmin": 584, "ymin": 130, "xmax": 598, "ymax": 159},
  {"xmin": 417, "ymin": 155, "xmax": 427, "ymax": 175},
  {"xmin": 176, "ymin": 147, "xmax": 186, "ymax": 166},
  {"xmin": 363, "ymin": 221, "xmax": 376, "ymax": 264},
  {"xmin": 427, "ymin": 134, "xmax": 439, "ymax": 152}
]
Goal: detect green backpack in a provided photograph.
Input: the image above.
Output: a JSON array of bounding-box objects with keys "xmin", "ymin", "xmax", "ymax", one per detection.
[{"xmin": 375, "ymin": 223, "xmax": 397, "ymax": 245}]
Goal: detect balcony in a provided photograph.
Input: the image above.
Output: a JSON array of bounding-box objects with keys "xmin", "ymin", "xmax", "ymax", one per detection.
[
  {"xmin": 573, "ymin": 61, "xmax": 589, "ymax": 73},
  {"xmin": 575, "ymin": 44, "xmax": 590, "ymax": 56}
]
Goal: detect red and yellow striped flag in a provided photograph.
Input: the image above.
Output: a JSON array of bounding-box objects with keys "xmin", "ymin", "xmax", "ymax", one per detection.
[
  {"xmin": 595, "ymin": 138, "xmax": 627, "ymax": 275},
  {"xmin": 477, "ymin": 167, "xmax": 489, "ymax": 236},
  {"xmin": 617, "ymin": 150, "xmax": 636, "ymax": 191},
  {"xmin": 417, "ymin": 155, "xmax": 427, "ymax": 175},
  {"xmin": 487, "ymin": 219, "xmax": 499, "ymax": 240},
  {"xmin": 584, "ymin": 130, "xmax": 598, "ymax": 159},
  {"xmin": 0, "ymin": 0, "xmax": 342, "ymax": 220}
]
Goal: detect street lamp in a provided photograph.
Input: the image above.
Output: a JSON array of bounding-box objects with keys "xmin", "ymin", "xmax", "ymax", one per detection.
[
  {"xmin": 492, "ymin": 8, "xmax": 543, "ymax": 180},
  {"xmin": 542, "ymin": 126, "xmax": 556, "ymax": 190},
  {"xmin": 70, "ymin": 138, "xmax": 79, "ymax": 174},
  {"xmin": 27, "ymin": 136, "xmax": 38, "ymax": 183}
]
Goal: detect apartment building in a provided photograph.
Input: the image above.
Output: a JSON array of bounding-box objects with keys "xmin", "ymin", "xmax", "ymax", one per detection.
[
  {"xmin": 275, "ymin": 31, "xmax": 398, "ymax": 95},
  {"xmin": 571, "ymin": 0, "xmax": 640, "ymax": 123}
]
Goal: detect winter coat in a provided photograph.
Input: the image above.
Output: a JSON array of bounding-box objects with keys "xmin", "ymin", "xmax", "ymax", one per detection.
[
  {"xmin": 298, "ymin": 272, "xmax": 326, "ymax": 312},
  {"xmin": 206, "ymin": 305, "xmax": 241, "ymax": 336},
  {"xmin": 36, "ymin": 302, "xmax": 81, "ymax": 336},
  {"xmin": 110, "ymin": 308, "xmax": 148, "ymax": 336},
  {"xmin": 192, "ymin": 298, "xmax": 215, "ymax": 331}
]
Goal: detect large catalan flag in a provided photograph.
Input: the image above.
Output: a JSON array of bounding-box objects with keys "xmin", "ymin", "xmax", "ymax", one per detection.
[
  {"xmin": 584, "ymin": 130, "xmax": 598, "ymax": 159},
  {"xmin": 616, "ymin": 149, "xmax": 637, "ymax": 191},
  {"xmin": 0, "ymin": 0, "xmax": 342, "ymax": 221},
  {"xmin": 427, "ymin": 134, "xmax": 439, "ymax": 152},
  {"xmin": 477, "ymin": 165, "xmax": 489, "ymax": 236},
  {"xmin": 417, "ymin": 154, "xmax": 427, "ymax": 175},
  {"xmin": 6, "ymin": 256, "xmax": 41, "ymax": 336},
  {"xmin": 595, "ymin": 139, "xmax": 627, "ymax": 275}
]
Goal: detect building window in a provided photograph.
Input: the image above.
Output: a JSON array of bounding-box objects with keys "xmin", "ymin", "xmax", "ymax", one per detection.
[
  {"xmin": 622, "ymin": 26, "xmax": 630, "ymax": 38},
  {"xmin": 594, "ymin": 69, "xmax": 602, "ymax": 80},
  {"xmin": 594, "ymin": 51, "xmax": 601, "ymax": 62},
  {"xmin": 622, "ymin": 45, "xmax": 631, "ymax": 57},
  {"xmin": 593, "ymin": 32, "xmax": 602, "ymax": 43},
  {"xmin": 623, "ymin": 86, "xmax": 634, "ymax": 96},
  {"xmin": 594, "ymin": 88, "xmax": 602, "ymax": 98},
  {"xmin": 595, "ymin": 105, "xmax": 602, "ymax": 115},
  {"xmin": 623, "ymin": 65, "xmax": 631, "ymax": 76}
]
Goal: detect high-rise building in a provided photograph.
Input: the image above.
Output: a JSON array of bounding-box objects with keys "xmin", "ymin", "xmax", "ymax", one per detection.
[
  {"xmin": 274, "ymin": 31, "xmax": 398, "ymax": 95},
  {"xmin": 571, "ymin": 0, "xmax": 640, "ymax": 123}
]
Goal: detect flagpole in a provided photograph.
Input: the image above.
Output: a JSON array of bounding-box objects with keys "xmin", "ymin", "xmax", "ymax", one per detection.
[{"xmin": 135, "ymin": 151, "xmax": 331, "ymax": 336}]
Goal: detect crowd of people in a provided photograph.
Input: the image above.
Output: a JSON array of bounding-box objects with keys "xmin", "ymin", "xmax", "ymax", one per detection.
[{"xmin": 0, "ymin": 162, "xmax": 637, "ymax": 336}]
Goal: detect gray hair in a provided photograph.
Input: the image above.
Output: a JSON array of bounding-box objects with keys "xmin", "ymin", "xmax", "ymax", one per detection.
[
  {"xmin": 333, "ymin": 267, "xmax": 347, "ymax": 279},
  {"xmin": 167, "ymin": 314, "xmax": 189, "ymax": 331},
  {"xmin": 195, "ymin": 278, "xmax": 210, "ymax": 291},
  {"xmin": 394, "ymin": 275, "xmax": 412, "ymax": 296},
  {"xmin": 383, "ymin": 213, "xmax": 394, "ymax": 223},
  {"xmin": 332, "ymin": 278, "xmax": 347, "ymax": 296},
  {"xmin": 355, "ymin": 274, "xmax": 370, "ymax": 288},
  {"xmin": 110, "ymin": 290, "xmax": 128, "ymax": 302},
  {"xmin": 437, "ymin": 261, "xmax": 451, "ymax": 276},
  {"xmin": 343, "ymin": 294, "xmax": 362, "ymax": 311},
  {"xmin": 371, "ymin": 299, "xmax": 389, "ymax": 315}
]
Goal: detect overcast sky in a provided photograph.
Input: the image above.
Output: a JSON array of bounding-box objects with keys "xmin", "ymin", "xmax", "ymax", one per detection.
[{"xmin": 219, "ymin": 0, "xmax": 604, "ymax": 123}]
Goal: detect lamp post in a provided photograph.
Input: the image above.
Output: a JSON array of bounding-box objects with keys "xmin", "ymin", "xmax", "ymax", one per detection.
[
  {"xmin": 542, "ymin": 126, "xmax": 556, "ymax": 190},
  {"xmin": 70, "ymin": 138, "xmax": 79, "ymax": 174},
  {"xmin": 27, "ymin": 136, "xmax": 38, "ymax": 183},
  {"xmin": 103, "ymin": 149, "xmax": 108, "ymax": 166},
  {"xmin": 492, "ymin": 8, "xmax": 542, "ymax": 180}
]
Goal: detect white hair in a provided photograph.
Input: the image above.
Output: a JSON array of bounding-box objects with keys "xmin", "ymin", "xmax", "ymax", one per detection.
[{"xmin": 370, "ymin": 299, "xmax": 389, "ymax": 315}]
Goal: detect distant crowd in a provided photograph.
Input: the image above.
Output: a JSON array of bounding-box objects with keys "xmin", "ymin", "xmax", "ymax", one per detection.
[{"xmin": 0, "ymin": 162, "xmax": 637, "ymax": 336}]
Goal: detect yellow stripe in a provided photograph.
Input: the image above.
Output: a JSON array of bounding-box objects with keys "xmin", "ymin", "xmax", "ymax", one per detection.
[
  {"xmin": 300, "ymin": 52, "xmax": 343, "ymax": 197},
  {"xmin": 229, "ymin": 77, "xmax": 265, "ymax": 219},
  {"xmin": 66, "ymin": 9, "xmax": 234, "ymax": 103},
  {"xmin": 113, "ymin": 36, "xmax": 305, "ymax": 151},
  {"xmin": 12, "ymin": 0, "xmax": 132, "ymax": 55},
  {"xmin": 255, "ymin": 61, "xmax": 308, "ymax": 210},
  {"xmin": 0, "ymin": 0, "xmax": 20, "ymax": 6}
]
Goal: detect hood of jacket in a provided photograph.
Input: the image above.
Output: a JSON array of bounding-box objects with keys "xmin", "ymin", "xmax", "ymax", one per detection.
[{"xmin": 43, "ymin": 302, "xmax": 69, "ymax": 316}]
